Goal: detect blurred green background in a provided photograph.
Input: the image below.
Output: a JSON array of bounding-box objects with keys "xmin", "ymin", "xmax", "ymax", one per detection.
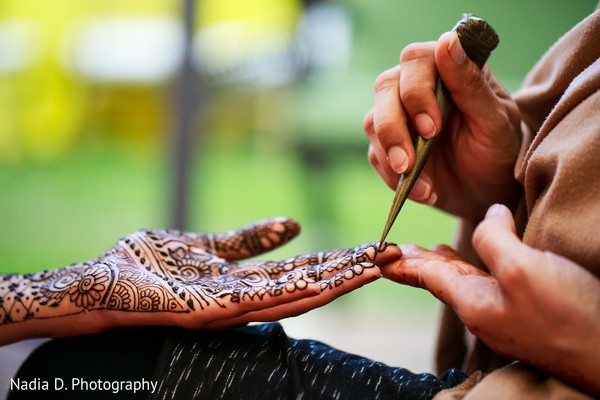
[{"xmin": 0, "ymin": 0, "xmax": 595, "ymax": 310}]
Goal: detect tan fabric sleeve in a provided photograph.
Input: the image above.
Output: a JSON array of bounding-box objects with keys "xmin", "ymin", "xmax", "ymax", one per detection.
[
  {"xmin": 434, "ymin": 363, "xmax": 594, "ymax": 400},
  {"xmin": 518, "ymin": 67, "xmax": 600, "ymax": 275}
]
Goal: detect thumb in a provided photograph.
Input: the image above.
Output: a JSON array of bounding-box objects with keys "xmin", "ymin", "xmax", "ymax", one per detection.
[
  {"xmin": 472, "ymin": 204, "xmax": 529, "ymax": 278},
  {"xmin": 434, "ymin": 31, "xmax": 500, "ymax": 128}
]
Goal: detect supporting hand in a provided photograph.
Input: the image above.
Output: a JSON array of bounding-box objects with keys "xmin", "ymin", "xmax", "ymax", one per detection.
[{"xmin": 382, "ymin": 205, "xmax": 600, "ymax": 394}]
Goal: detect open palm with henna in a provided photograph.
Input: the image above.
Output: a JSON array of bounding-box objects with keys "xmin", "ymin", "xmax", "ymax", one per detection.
[{"xmin": 0, "ymin": 218, "xmax": 401, "ymax": 345}]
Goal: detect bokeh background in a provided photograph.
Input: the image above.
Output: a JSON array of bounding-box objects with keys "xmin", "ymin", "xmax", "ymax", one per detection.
[{"xmin": 0, "ymin": 0, "xmax": 596, "ymax": 376}]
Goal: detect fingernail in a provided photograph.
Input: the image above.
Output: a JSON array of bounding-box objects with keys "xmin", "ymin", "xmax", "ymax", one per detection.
[
  {"xmin": 448, "ymin": 32, "xmax": 466, "ymax": 64},
  {"xmin": 486, "ymin": 203, "xmax": 505, "ymax": 218},
  {"xmin": 412, "ymin": 178, "xmax": 438, "ymax": 205},
  {"xmin": 411, "ymin": 178, "xmax": 431, "ymax": 200},
  {"xmin": 388, "ymin": 146, "xmax": 409, "ymax": 174},
  {"xmin": 414, "ymin": 113, "xmax": 436, "ymax": 138},
  {"xmin": 424, "ymin": 191, "xmax": 438, "ymax": 206}
]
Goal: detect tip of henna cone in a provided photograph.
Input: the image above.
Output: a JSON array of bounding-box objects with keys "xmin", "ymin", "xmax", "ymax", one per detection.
[{"xmin": 376, "ymin": 241, "xmax": 398, "ymax": 253}]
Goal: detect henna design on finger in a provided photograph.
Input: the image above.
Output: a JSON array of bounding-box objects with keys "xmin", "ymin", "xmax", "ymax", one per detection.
[
  {"xmin": 192, "ymin": 218, "xmax": 301, "ymax": 257},
  {"xmin": 246, "ymin": 242, "xmax": 382, "ymax": 279},
  {"xmin": 319, "ymin": 262, "xmax": 377, "ymax": 291}
]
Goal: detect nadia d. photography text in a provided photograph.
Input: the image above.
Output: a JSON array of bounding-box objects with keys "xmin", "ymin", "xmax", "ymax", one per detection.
[{"xmin": 10, "ymin": 377, "xmax": 158, "ymax": 394}]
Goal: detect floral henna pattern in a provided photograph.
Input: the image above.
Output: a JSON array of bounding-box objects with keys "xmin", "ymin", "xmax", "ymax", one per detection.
[
  {"xmin": 0, "ymin": 219, "xmax": 388, "ymax": 327},
  {"xmin": 67, "ymin": 263, "xmax": 110, "ymax": 308}
]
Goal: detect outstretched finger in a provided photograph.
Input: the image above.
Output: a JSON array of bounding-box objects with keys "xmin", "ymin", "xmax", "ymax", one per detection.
[
  {"xmin": 203, "ymin": 262, "xmax": 381, "ymax": 329},
  {"xmin": 178, "ymin": 278, "xmax": 322, "ymax": 329},
  {"xmin": 190, "ymin": 217, "xmax": 301, "ymax": 261},
  {"xmin": 235, "ymin": 242, "xmax": 400, "ymax": 280},
  {"xmin": 184, "ymin": 255, "xmax": 379, "ymax": 324}
]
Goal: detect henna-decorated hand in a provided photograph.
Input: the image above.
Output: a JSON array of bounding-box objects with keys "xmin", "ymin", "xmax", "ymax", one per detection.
[
  {"xmin": 0, "ymin": 218, "xmax": 401, "ymax": 345},
  {"xmin": 381, "ymin": 205, "xmax": 600, "ymax": 395}
]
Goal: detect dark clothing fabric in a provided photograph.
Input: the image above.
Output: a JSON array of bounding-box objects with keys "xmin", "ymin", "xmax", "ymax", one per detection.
[
  {"xmin": 149, "ymin": 323, "xmax": 466, "ymax": 400},
  {"xmin": 8, "ymin": 327, "xmax": 165, "ymax": 400},
  {"xmin": 10, "ymin": 324, "xmax": 466, "ymax": 400}
]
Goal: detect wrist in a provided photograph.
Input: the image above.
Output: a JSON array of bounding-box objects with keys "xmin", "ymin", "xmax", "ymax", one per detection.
[{"xmin": 0, "ymin": 263, "xmax": 116, "ymax": 345}]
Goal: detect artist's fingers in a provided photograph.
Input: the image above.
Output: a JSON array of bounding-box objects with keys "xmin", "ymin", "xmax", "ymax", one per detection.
[
  {"xmin": 431, "ymin": 244, "xmax": 465, "ymax": 260},
  {"xmin": 472, "ymin": 204, "xmax": 541, "ymax": 292},
  {"xmin": 204, "ymin": 262, "xmax": 381, "ymax": 329},
  {"xmin": 407, "ymin": 172, "xmax": 438, "ymax": 206},
  {"xmin": 189, "ymin": 217, "xmax": 301, "ymax": 260},
  {"xmin": 399, "ymin": 41, "xmax": 441, "ymax": 139},
  {"xmin": 370, "ymin": 65, "xmax": 417, "ymax": 175},
  {"xmin": 381, "ymin": 244, "xmax": 495, "ymax": 307},
  {"xmin": 365, "ymin": 112, "xmax": 401, "ymax": 191},
  {"xmin": 434, "ymin": 31, "xmax": 519, "ymax": 152}
]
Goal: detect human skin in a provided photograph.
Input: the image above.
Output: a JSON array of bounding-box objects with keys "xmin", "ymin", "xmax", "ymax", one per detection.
[
  {"xmin": 382, "ymin": 204, "xmax": 600, "ymax": 395},
  {"xmin": 364, "ymin": 29, "xmax": 600, "ymax": 395},
  {"xmin": 363, "ymin": 31, "xmax": 522, "ymax": 219},
  {"xmin": 0, "ymin": 217, "xmax": 402, "ymax": 346}
]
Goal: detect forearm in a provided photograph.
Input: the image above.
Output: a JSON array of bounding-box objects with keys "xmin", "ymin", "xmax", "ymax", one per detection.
[
  {"xmin": 0, "ymin": 255, "xmax": 185, "ymax": 345},
  {"xmin": 0, "ymin": 264, "xmax": 107, "ymax": 345},
  {"xmin": 0, "ymin": 268, "xmax": 85, "ymax": 321}
]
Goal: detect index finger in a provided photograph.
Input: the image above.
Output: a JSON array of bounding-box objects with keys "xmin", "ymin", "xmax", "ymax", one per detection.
[
  {"xmin": 372, "ymin": 65, "xmax": 415, "ymax": 174},
  {"xmin": 382, "ymin": 244, "xmax": 496, "ymax": 308},
  {"xmin": 399, "ymin": 41, "xmax": 442, "ymax": 139}
]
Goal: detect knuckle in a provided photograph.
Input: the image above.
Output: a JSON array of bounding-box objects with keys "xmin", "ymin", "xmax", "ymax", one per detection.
[
  {"xmin": 459, "ymin": 295, "xmax": 496, "ymax": 328},
  {"xmin": 367, "ymin": 147, "xmax": 379, "ymax": 166},
  {"xmin": 462, "ymin": 65, "xmax": 487, "ymax": 93},
  {"xmin": 399, "ymin": 42, "xmax": 432, "ymax": 63},
  {"xmin": 497, "ymin": 263, "xmax": 525, "ymax": 286},
  {"xmin": 399, "ymin": 81, "xmax": 423, "ymax": 107},
  {"xmin": 498, "ymin": 249, "xmax": 540, "ymax": 286},
  {"xmin": 373, "ymin": 117, "xmax": 398, "ymax": 139},
  {"xmin": 458, "ymin": 303, "xmax": 480, "ymax": 327},
  {"xmin": 374, "ymin": 67, "xmax": 399, "ymax": 92},
  {"xmin": 362, "ymin": 110, "xmax": 374, "ymax": 134}
]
